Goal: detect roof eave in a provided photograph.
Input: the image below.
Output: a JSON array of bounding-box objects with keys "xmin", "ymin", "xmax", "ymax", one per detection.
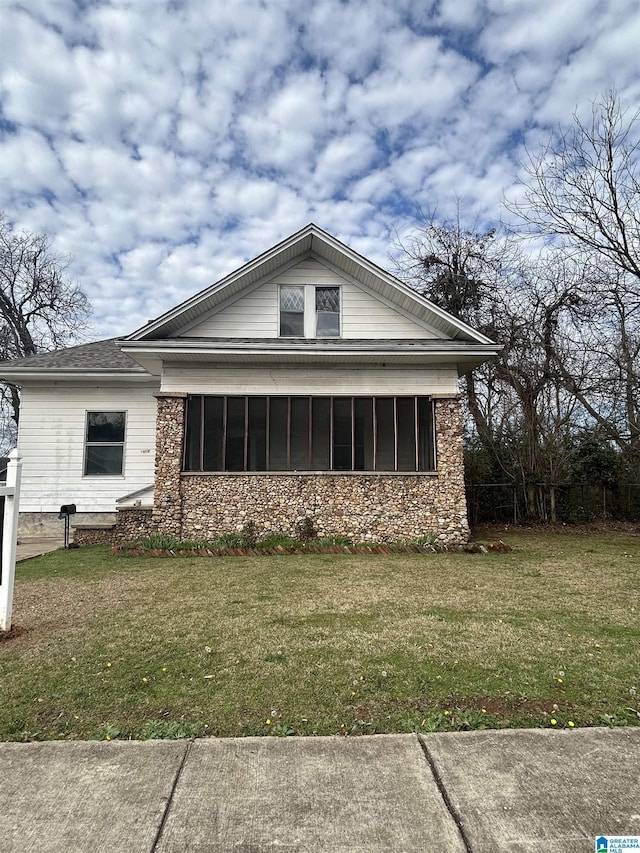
[
  {"xmin": 0, "ymin": 369, "xmax": 154, "ymax": 383},
  {"xmin": 118, "ymin": 340, "xmax": 500, "ymax": 374}
]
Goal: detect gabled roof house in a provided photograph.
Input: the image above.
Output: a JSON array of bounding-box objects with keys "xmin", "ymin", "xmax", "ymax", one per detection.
[{"xmin": 0, "ymin": 224, "xmax": 500, "ymax": 545}]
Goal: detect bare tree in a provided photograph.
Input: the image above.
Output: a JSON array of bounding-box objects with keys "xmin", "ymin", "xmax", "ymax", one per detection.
[
  {"xmin": 0, "ymin": 215, "xmax": 91, "ymax": 437},
  {"xmin": 394, "ymin": 208, "xmax": 518, "ymax": 461},
  {"xmin": 397, "ymin": 210, "xmax": 593, "ymax": 520},
  {"xmin": 509, "ymin": 90, "xmax": 640, "ymax": 275},
  {"xmin": 394, "ymin": 205, "xmax": 508, "ymax": 331},
  {"xmin": 508, "ymin": 91, "xmax": 640, "ymax": 465}
]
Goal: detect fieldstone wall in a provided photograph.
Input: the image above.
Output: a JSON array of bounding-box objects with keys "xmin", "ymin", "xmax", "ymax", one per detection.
[
  {"xmin": 152, "ymin": 394, "xmax": 186, "ymax": 536},
  {"xmin": 71, "ymin": 508, "xmax": 153, "ymax": 546},
  {"xmin": 115, "ymin": 507, "xmax": 154, "ymax": 542},
  {"xmin": 72, "ymin": 525, "xmax": 116, "ymax": 546},
  {"xmin": 151, "ymin": 397, "xmax": 469, "ymax": 545}
]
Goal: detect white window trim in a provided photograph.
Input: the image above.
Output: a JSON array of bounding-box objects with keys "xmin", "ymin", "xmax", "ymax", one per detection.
[
  {"xmin": 279, "ymin": 284, "xmax": 341, "ymax": 339},
  {"xmin": 83, "ymin": 410, "xmax": 127, "ymax": 477}
]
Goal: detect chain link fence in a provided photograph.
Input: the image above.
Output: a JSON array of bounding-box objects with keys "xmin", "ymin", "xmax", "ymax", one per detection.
[{"xmin": 466, "ymin": 482, "xmax": 640, "ymax": 526}]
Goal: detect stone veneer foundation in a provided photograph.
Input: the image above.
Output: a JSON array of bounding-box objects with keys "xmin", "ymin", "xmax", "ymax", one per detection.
[{"xmin": 151, "ymin": 394, "xmax": 469, "ymax": 545}]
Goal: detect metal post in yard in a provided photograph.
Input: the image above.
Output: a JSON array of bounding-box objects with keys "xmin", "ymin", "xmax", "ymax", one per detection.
[{"xmin": 0, "ymin": 449, "xmax": 22, "ymax": 632}]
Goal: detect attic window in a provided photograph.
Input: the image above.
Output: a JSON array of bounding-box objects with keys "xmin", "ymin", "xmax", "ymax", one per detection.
[
  {"xmin": 279, "ymin": 285, "xmax": 340, "ymax": 338},
  {"xmin": 316, "ymin": 287, "xmax": 340, "ymax": 337},
  {"xmin": 279, "ymin": 286, "xmax": 305, "ymax": 336}
]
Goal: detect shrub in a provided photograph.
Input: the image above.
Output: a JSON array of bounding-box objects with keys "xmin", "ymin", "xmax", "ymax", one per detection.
[
  {"xmin": 240, "ymin": 520, "xmax": 259, "ymax": 547},
  {"xmin": 125, "ymin": 533, "xmax": 180, "ymax": 551},
  {"xmin": 415, "ymin": 533, "xmax": 438, "ymax": 547},
  {"xmin": 295, "ymin": 516, "xmax": 317, "ymax": 541}
]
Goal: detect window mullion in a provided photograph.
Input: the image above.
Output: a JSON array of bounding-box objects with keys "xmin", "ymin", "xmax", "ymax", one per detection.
[
  {"xmin": 222, "ymin": 398, "xmax": 228, "ymax": 471},
  {"xmin": 243, "ymin": 396, "xmax": 248, "ymax": 471},
  {"xmin": 308, "ymin": 396, "xmax": 312, "ymax": 469},
  {"xmin": 266, "ymin": 397, "xmax": 271, "ymax": 471},
  {"xmin": 287, "ymin": 397, "xmax": 291, "ymax": 470},
  {"xmin": 373, "ymin": 397, "xmax": 378, "ymax": 472},
  {"xmin": 351, "ymin": 397, "xmax": 355, "ymax": 470},
  {"xmin": 199, "ymin": 395, "xmax": 205, "ymax": 471},
  {"xmin": 393, "ymin": 397, "xmax": 398, "ymax": 472},
  {"xmin": 305, "ymin": 286, "xmax": 314, "ymax": 338},
  {"xmin": 330, "ymin": 397, "xmax": 334, "ymax": 470},
  {"xmin": 415, "ymin": 396, "xmax": 419, "ymax": 472}
]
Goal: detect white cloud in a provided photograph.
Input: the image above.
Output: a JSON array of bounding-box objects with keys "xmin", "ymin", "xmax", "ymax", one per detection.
[{"xmin": 0, "ymin": 0, "xmax": 638, "ymax": 340}]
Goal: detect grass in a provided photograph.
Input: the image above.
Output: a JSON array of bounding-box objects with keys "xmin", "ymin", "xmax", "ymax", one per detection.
[{"xmin": 0, "ymin": 529, "xmax": 638, "ymax": 741}]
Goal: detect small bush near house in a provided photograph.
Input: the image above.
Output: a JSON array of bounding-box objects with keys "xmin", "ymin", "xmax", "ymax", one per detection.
[
  {"xmin": 295, "ymin": 516, "xmax": 317, "ymax": 541},
  {"xmin": 120, "ymin": 528, "xmax": 443, "ymax": 554}
]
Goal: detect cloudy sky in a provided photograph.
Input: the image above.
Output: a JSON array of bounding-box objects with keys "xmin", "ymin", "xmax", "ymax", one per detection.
[{"xmin": 1, "ymin": 0, "xmax": 639, "ymax": 340}]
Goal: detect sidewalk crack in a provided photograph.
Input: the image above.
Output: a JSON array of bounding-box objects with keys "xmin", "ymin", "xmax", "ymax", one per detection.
[
  {"xmin": 150, "ymin": 739, "xmax": 193, "ymax": 852},
  {"xmin": 418, "ymin": 735, "xmax": 473, "ymax": 853}
]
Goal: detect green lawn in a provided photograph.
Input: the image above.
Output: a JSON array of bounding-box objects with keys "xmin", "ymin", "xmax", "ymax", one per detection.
[{"xmin": 1, "ymin": 530, "xmax": 638, "ymax": 741}]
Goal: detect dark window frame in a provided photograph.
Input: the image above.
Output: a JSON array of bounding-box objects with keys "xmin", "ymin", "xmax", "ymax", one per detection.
[
  {"xmin": 184, "ymin": 395, "xmax": 436, "ymax": 473},
  {"xmin": 83, "ymin": 410, "xmax": 126, "ymax": 476}
]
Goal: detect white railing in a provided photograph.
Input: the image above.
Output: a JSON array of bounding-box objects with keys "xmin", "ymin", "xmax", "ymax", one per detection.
[{"xmin": 0, "ymin": 449, "xmax": 22, "ymax": 631}]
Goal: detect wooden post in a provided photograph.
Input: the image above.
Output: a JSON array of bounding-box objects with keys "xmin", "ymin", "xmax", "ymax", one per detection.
[{"xmin": 0, "ymin": 449, "xmax": 22, "ymax": 632}]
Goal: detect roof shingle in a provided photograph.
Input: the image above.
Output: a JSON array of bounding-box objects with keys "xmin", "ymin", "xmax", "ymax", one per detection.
[{"xmin": 0, "ymin": 338, "xmax": 145, "ymax": 374}]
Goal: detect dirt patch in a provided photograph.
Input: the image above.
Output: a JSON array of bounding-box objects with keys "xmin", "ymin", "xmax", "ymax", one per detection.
[
  {"xmin": 437, "ymin": 695, "xmax": 571, "ymax": 716},
  {"xmin": 359, "ymin": 695, "xmax": 572, "ymax": 719},
  {"xmin": 0, "ymin": 571, "xmax": 157, "ymax": 657},
  {"xmin": 474, "ymin": 520, "xmax": 639, "ymax": 537},
  {"xmin": 0, "ymin": 624, "xmax": 28, "ymax": 644}
]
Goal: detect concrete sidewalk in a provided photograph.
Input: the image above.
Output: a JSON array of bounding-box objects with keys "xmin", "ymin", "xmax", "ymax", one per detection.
[
  {"xmin": 1, "ymin": 728, "xmax": 638, "ymax": 852},
  {"xmin": 16, "ymin": 537, "xmax": 62, "ymax": 562}
]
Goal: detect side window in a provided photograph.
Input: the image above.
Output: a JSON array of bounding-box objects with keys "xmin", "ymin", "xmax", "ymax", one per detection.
[
  {"xmin": 84, "ymin": 411, "xmax": 126, "ymax": 475},
  {"xmin": 279, "ymin": 286, "xmax": 305, "ymax": 336},
  {"xmin": 315, "ymin": 286, "xmax": 340, "ymax": 337}
]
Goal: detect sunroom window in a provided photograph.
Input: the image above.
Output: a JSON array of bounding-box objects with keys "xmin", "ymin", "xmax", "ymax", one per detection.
[{"xmin": 184, "ymin": 396, "xmax": 436, "ymax": 473}]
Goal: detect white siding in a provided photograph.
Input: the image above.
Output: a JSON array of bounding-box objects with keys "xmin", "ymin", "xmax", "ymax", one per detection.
[
  {"xmin": 17, "ymin": 381, "xmax": 159, "ymax": 513},
  {"xmin": 161, "ymin": 365, "xmax": 459, "ymax": 396},
  {"xmin": 180, "ymin": 259, "xmax": 437, "ymax": 339}
]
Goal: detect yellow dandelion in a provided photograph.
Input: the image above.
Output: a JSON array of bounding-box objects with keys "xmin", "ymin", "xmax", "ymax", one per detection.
[
  {"xmin": 105, "ymin": 735, "xmax": 111, "ymax": 741},
  {"xmin": 568, "ymin": 720, "xmax": 575, "ymax": 728},
  {"xmin": 106, "ymin": 662, "xmax": 112, "ymax": 668},
  {"xmin": 550, "ymin": 719, "xmax": 557, "ymax": 725},
  {"xmin": 266, "ymin": 719, "xmax": 271, "ymax": 725},
  {"xmin": 142, "ymin": 677, "xmax": 148, "ymax": 683}
]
